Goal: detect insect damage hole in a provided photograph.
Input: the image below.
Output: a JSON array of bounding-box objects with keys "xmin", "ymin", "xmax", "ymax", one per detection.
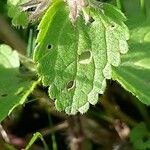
[
  {"xmin": 26, "ymin": 7, "xmax": 36, "ymax": 12},
  {"xmin": 66, "ymin": 80, "xmax": 75, "ymax": 90},
  {"xmin": 79, "ymin": 51, "xmax": 92, "ymax": 64},
  {"xmin": 110, "ymin": 24, "xmax": 115, "ymax": 29},
  {"xmin": 89, "ymin": 17, "xmax": 95, "ymax": 23},
  {"xmin": 47, "ymin": 44, "xmax": 52, "ymax": 50}
]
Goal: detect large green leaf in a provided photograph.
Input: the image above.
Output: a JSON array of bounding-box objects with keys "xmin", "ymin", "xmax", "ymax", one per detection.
[
  {"xmin": 34, "ymin": 0, "xmax": 129, "ymax": 114},
  {"xmin": 122, "ymin": 0, "xmax": 150, "ymax": 28},
  {"xmin": 112, "ymin": 20, "xmax": 150, "ymax": 105},
  {"xmin": 0, "ymin": 45, "xmax": 38, "ymax": 122}
]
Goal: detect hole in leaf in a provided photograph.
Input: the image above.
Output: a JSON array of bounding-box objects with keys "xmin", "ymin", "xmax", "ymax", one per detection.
[
  {"xmin": 47, "ymin": 44, "xmax": 52, "ymax": 50},
  {"xmin": 26, "ymin": 7, "xmax": 36, "ymax": 12},
  {"xmin": 89, "ymin": 17, "xmax": 95, "ymax": 23},
  {"xmin": 66, "ymin": 80, "xmax": 75, "ymax": 90},
  {"xmin": 1, "ymin": 94, "xmax": 8, "ymax": 97},
  {"xmin": 79, "ymin": 51, "xmax": 92, "ymax": 64},
  {"xmin": 111, "ymin": 24, "xmax": 115, "ymax": 28},
  {"xmin": 142, "ymin": 135, "xmax": 149, "ymax": 142}
]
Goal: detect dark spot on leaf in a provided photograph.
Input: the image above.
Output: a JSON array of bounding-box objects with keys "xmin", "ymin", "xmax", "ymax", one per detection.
[
  {"xmin": 79, "ymin": 51, "xmax": 92, "ymax": 64},
  {"xmin": 66, "ymin": 81, "xmax": 75, "ymax": 90},
  {"xmin": 1, "ymin": 94, "xmax": 8, "ymax": 97},
  {"xmin": 47, "ymin": 44, "xmax": 52, "ymax": 50}
]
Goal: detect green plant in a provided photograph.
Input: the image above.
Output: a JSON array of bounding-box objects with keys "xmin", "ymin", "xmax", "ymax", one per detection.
[{"xmin": 0, "ymin": 0, "xmax": 150, "ymax": 149}]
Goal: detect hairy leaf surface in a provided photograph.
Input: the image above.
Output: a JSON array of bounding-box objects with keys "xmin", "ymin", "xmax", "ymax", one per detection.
[{"xmin": 34, "ymin": 0, "xmax": 129, "ymax": 114}]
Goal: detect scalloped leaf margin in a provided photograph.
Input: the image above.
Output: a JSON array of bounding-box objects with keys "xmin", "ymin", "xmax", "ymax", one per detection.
[{"xmin": 34, "ymin": 0, "xmax": 129, "ymax": 114}]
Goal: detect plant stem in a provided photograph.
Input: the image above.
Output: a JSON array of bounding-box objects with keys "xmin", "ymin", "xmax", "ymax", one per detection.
[
  {"xmin": 27, "ymin": 28, "xmax": 35, "ymax": 57},
  {"xmin": 38, "ymin": 121, "xmax": 68, "ymax": 136},
  {"xmin": 67, "ymin": 115, "xmax": 85, "ymax": 150},
  {"xmin": 48, "ymin": 114, "xmax": 58, "ymax": 150},
  {"xmin": 0, "ymin": 124, "xmax": 10, "ymax": 143},
  {"xmin": 19, "ymin": 53, "xmax": 36, "ymax": 72},
  {"xmin": 88, "ymin": 110, "xmax": 114, "ymax": 124}
]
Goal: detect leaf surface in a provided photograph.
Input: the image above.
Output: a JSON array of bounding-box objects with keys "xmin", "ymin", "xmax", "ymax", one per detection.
[
  {"xmin": 0, "ymin": 45, "xmax": 37, "ymax": 122},
  {"xmin": 113, "ymin": 20, "xmax": 150, "ymax": 105},
  {"xmin": 34, "ymin": 0, "xmax": 129, "ymax": 114}
]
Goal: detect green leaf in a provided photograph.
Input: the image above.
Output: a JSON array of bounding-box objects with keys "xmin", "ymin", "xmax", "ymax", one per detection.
[
  {"xmin": 112, "ymin": 20, "xmax": 150, "ymax": 105},
  {"xmin": 34, "ymin": 0, "xmax": 129, "ymax": 114},
  {"xmin": 130, "ymin": 122, "xmax": 150, "ymax": 150},
  {"xmin": 0, "ymin": 45, "xmax": 38, "ymax": 122},
  {"xmin": 7, "ymin": 0, "xmax": 28, "ymax": 27}
]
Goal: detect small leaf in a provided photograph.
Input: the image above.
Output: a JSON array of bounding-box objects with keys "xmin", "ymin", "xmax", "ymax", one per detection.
[
  {"xmin": 34, "ymin": 0, "xmax": 129, "ymax": 114},
  {"xmin": 0, "ymin": 45, "xmax": 38, "ymax": 122},
  {"xmin": 7, "ymin": 0, "xmax": 29, "ymax": 27}
]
